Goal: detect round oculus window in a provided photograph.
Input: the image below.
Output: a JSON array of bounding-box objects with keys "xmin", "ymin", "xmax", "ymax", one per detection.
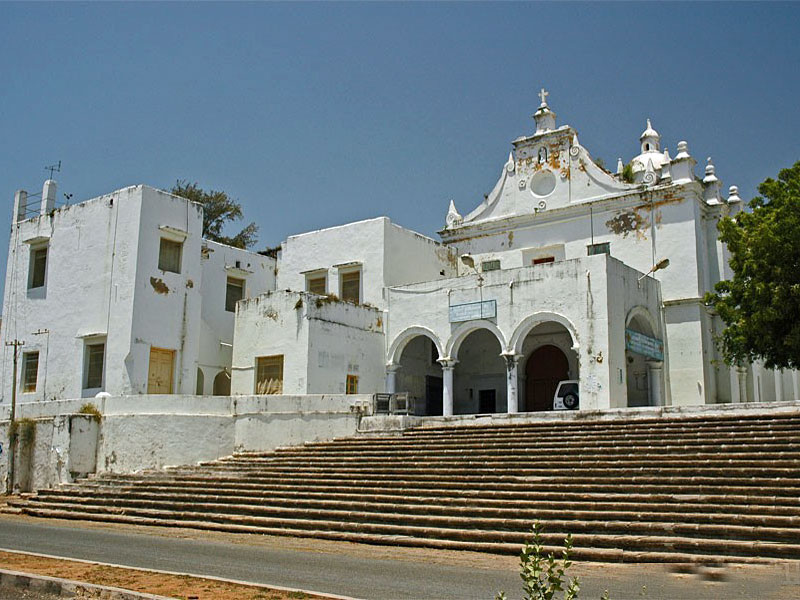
[{"xmin": 530, "ymin": 171, "xmax": 556, "ymax": 197}]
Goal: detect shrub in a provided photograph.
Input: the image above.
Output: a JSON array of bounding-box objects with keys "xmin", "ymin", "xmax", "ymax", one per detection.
[
  {"xmin": 78, "ymin": 402, "xmax": 102, "ymax": 422},
  {"xmin": 498, "ymin": 521, "xmax": 609, "ymax": 600}
]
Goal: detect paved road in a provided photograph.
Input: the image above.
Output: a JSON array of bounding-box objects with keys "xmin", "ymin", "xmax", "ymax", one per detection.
[
  {"xmin": 0, "ymin": 519, "xmax": 519, "ymax": 599},
  {"xmin": 0, "ymin": 518, "xmax": 797, "ymax": 599}
]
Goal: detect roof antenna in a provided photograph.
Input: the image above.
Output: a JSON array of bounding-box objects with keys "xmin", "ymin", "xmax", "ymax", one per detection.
[{"xmin": 45, "ymin": 160, "xmax": 61, "ymax": 180}]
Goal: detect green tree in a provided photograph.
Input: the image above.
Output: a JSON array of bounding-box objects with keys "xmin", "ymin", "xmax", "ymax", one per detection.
[
  {"xmin": 171, "ymin": 180, "xmax": 258, "ymax": 249},
  {"xmin": 706, "ymin": 161, "xmax": 800, "ymax": 369}
]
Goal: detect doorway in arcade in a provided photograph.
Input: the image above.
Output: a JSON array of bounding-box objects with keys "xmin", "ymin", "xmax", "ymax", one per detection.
[
  {"xmin": 519, "ymin": 322, "xmax": 579, "ymax": 412},
  {"xmin": 395, "ymin": 335, "xmax": 443, "ymax": 416}
]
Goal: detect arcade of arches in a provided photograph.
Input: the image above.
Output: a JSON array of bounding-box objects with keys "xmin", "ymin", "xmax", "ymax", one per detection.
[{"xmin": 388, "ymin": 320, "xmax": 585, "ymax": 416}]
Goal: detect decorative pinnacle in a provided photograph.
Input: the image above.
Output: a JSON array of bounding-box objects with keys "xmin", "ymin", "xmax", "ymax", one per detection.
[{"xmin": 538, "ymin": 88, "xmax": 549, "ymax": 107}]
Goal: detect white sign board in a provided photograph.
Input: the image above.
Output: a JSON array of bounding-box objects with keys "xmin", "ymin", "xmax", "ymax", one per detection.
[{"xmin": 449, "ymin": 300, "xmax": 497, "ymax": 323}]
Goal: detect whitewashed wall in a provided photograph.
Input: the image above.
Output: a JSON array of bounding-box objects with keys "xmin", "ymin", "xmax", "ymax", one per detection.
[
  {"xmin": 197, "ymin": 240, "xmax": 276, "ymax": 394},
  {"xmin": 0, "ymin": 185, "xmax": 144, "ymax": 401},
  {"xmin": 387, "ymin": 254, "xmax": 660, "ymax": 410},
  {"xmin": 1, "ymin": 394, "xmax": 371, "ymax": 490},
  {"xmin": 277, "ymin": 217, "xmax": 455, "ymax": 309},
  {"xmin": 232, "ymin": 290, "xmax": 384, "ymax": 395},
  {"xmin": 0, "ymin": 184, "xmax": 274, "ymax": 403}
]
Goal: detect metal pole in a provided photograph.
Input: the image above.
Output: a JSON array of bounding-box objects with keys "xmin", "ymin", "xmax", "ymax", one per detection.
[{"xmin": 5, "ymin": 340, "xmax": 22, "ymax": 494}]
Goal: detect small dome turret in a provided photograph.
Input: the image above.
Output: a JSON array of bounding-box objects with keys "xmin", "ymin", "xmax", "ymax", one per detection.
[
  {"xmin": 630, "ymin": 119, "xmax": 667, "ymax": 182},
  {"xmin": 639, "ymin": 118, "xmax": 661, "ymax": 153}
]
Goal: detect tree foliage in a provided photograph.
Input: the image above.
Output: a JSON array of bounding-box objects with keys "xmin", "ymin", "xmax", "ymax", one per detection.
[
  {"xmin": 171, "ymin": 180, "xmax": 258, "ymax": 249},
  {"xmin": 706, "ymin": 161, "xmax": 800, "ymax": 369}
]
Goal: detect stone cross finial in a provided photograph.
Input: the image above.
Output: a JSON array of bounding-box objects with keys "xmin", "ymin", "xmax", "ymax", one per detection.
[{"xmin": 538, "ymin": 88, "xmax": 549, "ymax": 106}]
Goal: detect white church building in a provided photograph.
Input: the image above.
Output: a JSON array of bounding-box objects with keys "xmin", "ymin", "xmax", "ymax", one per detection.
[{"xmin": 2, "ymin": 92, "xmax": 797, "ymax": 414}]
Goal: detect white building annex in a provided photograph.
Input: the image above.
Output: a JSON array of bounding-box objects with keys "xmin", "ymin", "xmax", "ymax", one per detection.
[
  {"xmin": 0, "ymin": 183, "xmax": 275, "ymax": 402},
  {"xmin": 2, "ymin": 91, "xmax": 798, "ymax": 416}
]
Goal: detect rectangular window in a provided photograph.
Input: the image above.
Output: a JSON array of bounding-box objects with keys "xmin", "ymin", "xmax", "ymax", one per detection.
[
  {"xmin": 22, "ymin": 351, "xmax": 39, "ymax": 393},
  {"xmin": 158, "ymin": 238, "xmax": 182, "ymax": 273},
  {"xmin": 85, "ymin": 343, "xmax": 105, "ymax": 389},
  {"xmin": 340, "ymin": 270, "xmax": 361, "ymax": 304},
  {"xmin": 225, "ymin": 277, "xmax": 245, "ymax": 312},
  {"xmin": 306, "ymin": 274, "xmax": 327, "ymax": 295},
  {"xmin": 533, "ymin": 256, "xmax": 555, "ymax": 265},
  {"xmin": 481, "ymin": 259, "xmax": 501, "ymax": 272},
  {"xmin": 587, "ymin": 242, "xmax": 611, "ymax": 256},
  {"xmin": 29, "ymin": 247, "xmax": 48, "ymax": 289},
  {"xmin": 346, "ymin": 374, "xmax": 359, "ymax": 394},
  {"xmin": 256, "ymin": 355, "xmax": 284, "ymax": 395}
]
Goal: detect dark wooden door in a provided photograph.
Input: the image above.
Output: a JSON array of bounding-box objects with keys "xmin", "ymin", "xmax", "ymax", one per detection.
[
  {"xmin": 478, "ymin": 389, "xmax": 496, "ymax": 413},
  {"xmin": 525, "ymin": 345, "xmax": 569, "ymax": 411},
  {"xmin": 425, "ymin": 375, "xmax": 443, "ymax": 416}
]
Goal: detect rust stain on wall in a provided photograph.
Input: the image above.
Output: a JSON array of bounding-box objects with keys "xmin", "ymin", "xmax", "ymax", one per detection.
[
  {"xmin": 606, "ymin": 193, "xmax": 686, "ymax": 240},
  {"xmin": 150, "ymin": 277, "xmax": 169, "ymax": 294}
]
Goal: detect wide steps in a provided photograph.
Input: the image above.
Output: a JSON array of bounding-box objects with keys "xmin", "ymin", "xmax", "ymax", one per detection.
[
  {"xmin": 17, "ymin": 504, "xmax": 800, "ymax": 562},
  {"xmin": 14, "ymin": 409, "xmax": 800, "ymax": 562},
  {"xmin": 23, "ymin": 494, "xmax": 800, "ymax": 532}
]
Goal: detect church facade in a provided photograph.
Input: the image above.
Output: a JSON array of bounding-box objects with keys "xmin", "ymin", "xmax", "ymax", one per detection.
[{"xmin": 3, "ymin": 93, "xmax": 797, "ymax": 413}]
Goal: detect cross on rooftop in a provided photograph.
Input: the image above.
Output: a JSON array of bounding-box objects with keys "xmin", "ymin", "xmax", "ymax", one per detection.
[{"xmin": 538, "ymin": 88, "xmax": 549, "ymax": 106}]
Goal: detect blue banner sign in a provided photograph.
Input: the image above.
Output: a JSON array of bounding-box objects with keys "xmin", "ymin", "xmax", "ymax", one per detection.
[
  {"xmin": 449, "ymin": 300, "xmax": 497, "ymax": 323},
  {"xmin": 625, "ymin": 328, "xmax": 664, "ymax": 361}
]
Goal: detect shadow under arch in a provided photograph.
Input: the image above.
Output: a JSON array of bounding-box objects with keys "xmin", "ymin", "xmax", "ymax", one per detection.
[
  {"xmin": 510, "ymin": 312, "xmax": 580, "ymax": 356},
  {"xmin": 387, "ymin": 326, "xmax": 444, "ymax": 365},
  {"xmin": 446, "ymin": 319, "xmax": 508, "ymax": 361}
]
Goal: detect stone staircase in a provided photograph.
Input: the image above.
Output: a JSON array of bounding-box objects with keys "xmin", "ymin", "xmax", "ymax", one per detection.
[{"xmin": 11, "ymin": 410, "xmax": 800, "ymax": 563}]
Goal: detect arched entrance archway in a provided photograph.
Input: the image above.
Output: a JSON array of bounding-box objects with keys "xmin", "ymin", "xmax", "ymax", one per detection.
[
  {"xmin": 395, "ymin": 335, "xmax": 443, "ymax": 415},
  {"xmin": 517, "ymin": 321, "xmax": 578, "ymax": 412},
  {"xmin": 452, "ymin": 328, "xmax": 505, "ymax": 414},
  {"xmin": 626, "ymin": 311, "xmax": 660, "ymax": 407},
  {"xmin": 525, "ymin": 345, "xmax": 569, "ymax": 411}
]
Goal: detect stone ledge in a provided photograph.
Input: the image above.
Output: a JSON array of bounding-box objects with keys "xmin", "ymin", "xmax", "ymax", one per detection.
[{"xmin": 0, "ymin": 568, "xmax": 171, "ymax": 599}]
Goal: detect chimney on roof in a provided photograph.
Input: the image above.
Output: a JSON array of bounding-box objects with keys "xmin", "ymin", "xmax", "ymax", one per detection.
[
  {"xmin": 41, "ymin": 179, "xmax": 57, "ymax": 215},
  {"xmin": 13, "ymin": 190, "xmax": 28, "ymax": 223}
]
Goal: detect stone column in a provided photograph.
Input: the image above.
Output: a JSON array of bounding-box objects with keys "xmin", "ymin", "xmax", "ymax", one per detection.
[
  {"xmin": 775, "ymin": 369, "xmax": 784, "ymax": 402},
  {"xmin": 646, "ymin": 360, "xmax": 664, "ymax": 407},
  {"xmin": 793, "ymin": 370, "xmax": 800, "ymax": 402},
  {"xmin": 438, "ymin": 359, "xmax": 457, "ymax": 417},
  {"xmin": 385, "ymin": 364, "xmax": 400, "ymax": 394},
  {"xmin": 502, "ymin": 353, "xmax": 523, "ymax": 414},
  {"xmin": 736, "ymin": 366, "xmax": 749, "ymax": 403}
]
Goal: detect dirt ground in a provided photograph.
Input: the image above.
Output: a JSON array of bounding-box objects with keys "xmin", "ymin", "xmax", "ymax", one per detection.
[{"xmin": 0, "ymin": 549, "xmax": 330, "ymax": 600}]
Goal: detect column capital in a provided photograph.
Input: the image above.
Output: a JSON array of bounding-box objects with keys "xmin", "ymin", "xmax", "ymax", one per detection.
[
  {"xmin": 645, "ymin": 360, "xmax": 664, "ymax": 369},
  {"xmin": 385, "ymin": 363, "xmax": 401, "ymax": 373},
  {"xmin": 501, "ymin": 352, "xmax": 523, "ymax": 371},
  {"xmin": 437, "ymin": 357, "xmax": 458, "ymax": 370}
]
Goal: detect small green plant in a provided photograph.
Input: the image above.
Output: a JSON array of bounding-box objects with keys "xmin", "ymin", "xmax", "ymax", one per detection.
[
  {"xmin": 314, "ymin": 293, "xmax": 340, "ymax": 308},
  {"xmin": 498, "ymin": 521, "xmax": 609, "ymax": 600},
  {"xmin": 78, "ymin": 402, "xmax": 102, "ymax": 422},
  {"xmin": 622, "ymin": 162, "xmax": 635, "ymax": 183}
]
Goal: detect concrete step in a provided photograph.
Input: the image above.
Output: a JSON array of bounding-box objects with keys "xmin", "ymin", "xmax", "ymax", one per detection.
[
  {"xmin": 81, "ymin": 473, "xmax": 800, "ymax": 498},
  {"xmin": 214, "ymin": 453, "xmax": 800, "ymax": 467},
  {"xmin": 192, "ymin": 464, "xmax": 800, "ymax": 479},
  {"xmin": 17, "ymin": 410, "xmax": 800, "ymax": 562},
  {"xmin": 40, "ymin": 484, "xmax": 800, "ymax": 512},
  {"xmin": 86, "ymin": 469, "xmax": 800, "ymax": 489},
  {"xmin": 17, "ymin": 503, "xmax": 800, "ymax": 561},
  {"xmin": 24, "ymin": 493, "xmax": 800, "ymax": 530}
]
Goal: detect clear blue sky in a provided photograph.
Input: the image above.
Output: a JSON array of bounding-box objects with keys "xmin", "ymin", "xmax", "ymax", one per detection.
[{"xmin": 1, "ymin": 2, "xmax": 798, "ymax": 302}]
